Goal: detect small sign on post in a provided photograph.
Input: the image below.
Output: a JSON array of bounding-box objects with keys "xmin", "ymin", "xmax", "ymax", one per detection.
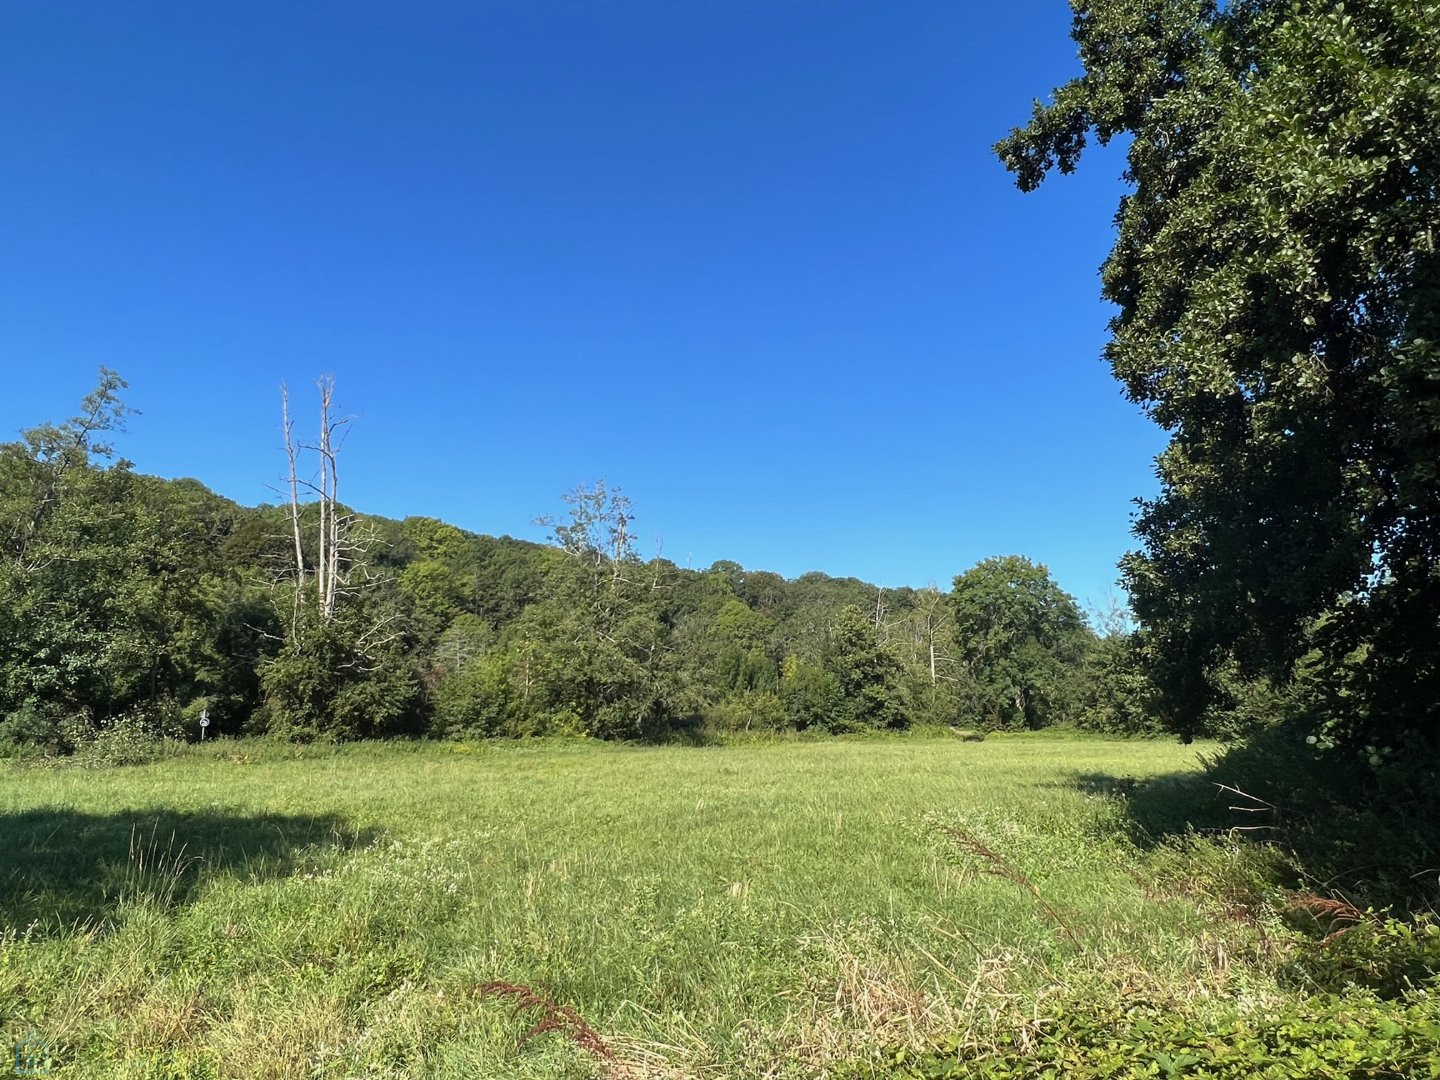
[{"xmin": 199, "ymin": 708, "xmax": 211, "ymax": 740}]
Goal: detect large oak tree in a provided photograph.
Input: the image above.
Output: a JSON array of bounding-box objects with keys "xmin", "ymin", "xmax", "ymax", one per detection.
[{"xmin": 999, "ymin": 0, "xmax": 1440, "ymax": 751}]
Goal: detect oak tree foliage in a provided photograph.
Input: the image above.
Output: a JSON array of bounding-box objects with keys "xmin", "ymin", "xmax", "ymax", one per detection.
[{"xmin": 999, "ymin": 0, "xmax": 1440, "ymax": 750}]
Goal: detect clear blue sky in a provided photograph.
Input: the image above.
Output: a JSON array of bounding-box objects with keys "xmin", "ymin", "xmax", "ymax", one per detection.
[{"xmin": 0, "ymin": 1, "xmax": 1163, "ymax": 609}]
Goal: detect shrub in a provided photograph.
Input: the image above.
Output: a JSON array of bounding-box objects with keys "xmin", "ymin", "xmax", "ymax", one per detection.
[
  {"xmin": 74, "ymin": 712, "xmax": 165, "ymax": 768},
  {"xmin": 873, "ymin": 991, "xmax": 1440, "ymax": 1079},
  {"xmin": 435, "ymin": 653, "xmax": 524, "ymax": 738},
  {"xmin": 779, "ymin": 655, "xmax": 843, "ymax": 731},
  {"xmin": 703, "ymin": 692, "xmax": 788, "ymax": 733},
  {"xmin": 257, "ymin": 619, "xmax": 423, "ymax": 741},
  {"xmin": 0, "ymin": 702, "xmax": 67, "ymax": 757},
  {"xmin": 1290, "ymin": 913, "xmax": 1440, "ymax": 998},
  {"xmin": 1074, "ymin": 634, "xmax": 1162, "ymax": 735}
]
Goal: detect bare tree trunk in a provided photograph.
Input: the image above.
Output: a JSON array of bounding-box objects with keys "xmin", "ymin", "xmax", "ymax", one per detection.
[
  {"xmin": 281, "ymin": 384, "xmax": 306, "ymax": 639},
  {"xmin": 320, "ymin": 377, "xmax": 344, "ymax": 620},
  {"xmin": 913, "ymin": 585, "xmax": 955, "ymax": 687},
  {"xmin": 280, "ymin": 377, "xmax": 356, "ymax": 627},
  {"xmin": 317, "ymin": 381, "xmax": 330, "ymax": 619}
]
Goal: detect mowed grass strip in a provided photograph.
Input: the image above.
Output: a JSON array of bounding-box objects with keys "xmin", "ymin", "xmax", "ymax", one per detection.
[{"xmin": 0, "ymin": 736, "xmax": 1230, "ymax": 1078}]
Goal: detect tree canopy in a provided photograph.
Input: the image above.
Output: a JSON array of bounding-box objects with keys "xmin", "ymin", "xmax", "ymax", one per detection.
[
  {"xmin": 0, "ymin": 373, "xmax": 1122, "ymax": 752},
  {"xmin": 950, "ymin": 556, "xmax": 1093, "ymax": 729},
  {"xmin": 998, "ymin": 0, "xmax": 1440, "ymax": 752}
]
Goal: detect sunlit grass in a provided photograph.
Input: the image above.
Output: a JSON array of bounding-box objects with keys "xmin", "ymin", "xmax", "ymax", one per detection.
[{"xmin": 0, "ymin": 734, "xmax": 1263, "ymax": 1078}]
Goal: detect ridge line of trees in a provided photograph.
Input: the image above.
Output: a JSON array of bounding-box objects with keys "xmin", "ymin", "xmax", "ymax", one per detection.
[{"xmin": 0, "ymin": 373, "xmax": 1141, "ymax": 750}]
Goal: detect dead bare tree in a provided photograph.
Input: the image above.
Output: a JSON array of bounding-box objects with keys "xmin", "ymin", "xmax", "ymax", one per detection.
[
  {"xmin": 1086, "ymin": 589, "xmax": 1136, "ymax": 638},
  {"xmin": 536, "ymin": 480, "xmax": 639, "ymax": 615},
  {"xmin": 278, "ymin": 377, "xmax": 377, "ymax": 636},
  {"xmin": 912, "ymin": 584, "xmax": 958, "ymax": 686},
  {"xmin": 280, "ymin": 385, "xmax": 307, "ymax": 636},
  {"xmin": 313, "ymin": 376, "xmax": 350, "ymax": 620}
]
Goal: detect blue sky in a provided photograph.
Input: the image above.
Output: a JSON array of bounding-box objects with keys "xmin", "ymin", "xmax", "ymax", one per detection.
[{"xmin": 0, "ymin": 1, "xmax": 1163, "ymax": 609}]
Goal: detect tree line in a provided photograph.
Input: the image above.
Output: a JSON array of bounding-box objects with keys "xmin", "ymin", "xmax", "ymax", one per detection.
[{"xmin": 0, "ymin": 371, "xmax": 1149, "ymax": 751}]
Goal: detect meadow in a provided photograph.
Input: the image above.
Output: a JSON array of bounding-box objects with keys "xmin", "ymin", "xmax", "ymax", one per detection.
[{"xmin": 0, "ymin": 734, "xmax": 1376, "ymax": 1078}]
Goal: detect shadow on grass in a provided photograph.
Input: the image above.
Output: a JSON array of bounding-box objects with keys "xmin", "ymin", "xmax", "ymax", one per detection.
[
  {"xmin": 0, "ymin": 807, "xmax": 377, "ymax": 934},
  {"xmin": 1062, "ymin": 729, "xmax": 1440, "ymax": 910},
  {"xmin": 1065, "ymin": 768, "xmax": 1234, "ymax": 845}
]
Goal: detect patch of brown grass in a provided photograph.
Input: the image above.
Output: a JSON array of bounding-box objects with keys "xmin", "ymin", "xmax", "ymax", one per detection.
[
  {"xmin": 777, "ymin": 927, "xmax": 985, "ymax": 1079},
  {"xmin": 1285, "ymin": 893, "xmax": 1369, "ymax": 943}
]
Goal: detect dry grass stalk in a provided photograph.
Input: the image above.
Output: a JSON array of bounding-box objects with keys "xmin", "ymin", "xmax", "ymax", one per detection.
[
  {"xmin": 478, "ymin": 980, "xmax": 616, "ymax": 1062},
  {"xmin": 1214, "ymin": 782, "xmax": 1280, "ymax": 833},
  {"xmin": 1285, "ymin": 893, "xmax": 1369, "ymax": 943},
  {"xmin": 599, "ymin": 1034, "xmax": 714, "ymax": 1080},
  {"xmin": 786, "ymin": 929, "xmax": 974, "ymax": 1076},
  {"xmin": 935, "ymin": 825, "xmax": 1079, "ymax": 945}
]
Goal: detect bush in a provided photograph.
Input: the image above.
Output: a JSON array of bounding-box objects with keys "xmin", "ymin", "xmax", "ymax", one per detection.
[
  {"xmin": 1290, "ymin": 913, "xmax": 1440, "ymax": 998},
  {"xmin": 872, "ymin": 991, "xmax": 1440, "ymax": 1079},
  {"xmin": 1075, "ymin": 634, "xmax": 1162, "ymax": 735},
  {"xmin": 0, "ymin": 703, "xmax": 66, "ymax": 757},
  {"xmin": 435, "ymin": 653, "xmax": 525, "ymax": 738},
  {"xmin": 1190, "ymin": 722, "xmax": 1440, "ymax": 913},
  {"xmin": 703, "ymin": 692, "xmax": 788, "ymax": 734},
  {"xmin": 74, "ymin": 714, "xmax": 164, "ymax": 767},
  {"xmin": 779, "ymin": 655, "xmax": 843, "ymax": 731},
  {"xmin": 258, "ymin": 619, "xmax": 423, "ymax": 741}
]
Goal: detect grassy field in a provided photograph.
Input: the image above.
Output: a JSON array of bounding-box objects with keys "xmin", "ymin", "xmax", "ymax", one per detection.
[{"xmin": 1, "ymin": 734, "xmax": 1285, "ymax": 1078}]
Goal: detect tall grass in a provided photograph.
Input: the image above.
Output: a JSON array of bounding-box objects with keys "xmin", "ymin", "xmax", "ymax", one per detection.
[{"xmin": 0, "ymin": 734, "xmax": 1309, "ymax": 1078}]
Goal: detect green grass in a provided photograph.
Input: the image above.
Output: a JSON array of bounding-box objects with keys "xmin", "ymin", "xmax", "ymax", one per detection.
[{"xmin": 0, "ymin": 734, "xmax": 1295, "ymax": 1078}]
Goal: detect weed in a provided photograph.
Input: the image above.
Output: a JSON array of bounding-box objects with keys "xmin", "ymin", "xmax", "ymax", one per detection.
[
  {"xmin": 932, "ymin": 823, "xmax": 1079, "ymax": 944},
  {"xmin": 102, "ymin": 824, "xmax": 203, "ymax": 911},
  {"xmin": 478, "ymin": 980, "xmax": 615, "ymax": 1061},
  {"xmin": 875, "ymin": 989, "xmax": 1440, "ymax": 1079},
  {"xmin": 1285, "ymin": 892, "xmax": 1369, "ymax": 943}
]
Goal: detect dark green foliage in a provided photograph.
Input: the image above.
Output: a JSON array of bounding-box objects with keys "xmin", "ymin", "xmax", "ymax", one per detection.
[
  {"xmin": 71, "ymin": 713, "xmax": 167, "ymax": 768},
  {"xmin": 0, "ymin": 702, "xmax": 73, "ymax": 758},
  {"xmin": 878, "ymin": 991, "xmax": 1440, "ymax": 1079},
  {"xmin": 0, "ymin": 375, "xmax": 1155, "ymax": 749},
  {"xmin": 0, "ymin": 424, "xmax": 144, "ymax": 716},
  {"xmin": 703, "ymin": 691, "xmax": 788, "ymax": 733},
  {"xmin": 0, "ymin": 371, "xmax": 281, "ymax": 735},
  {"xmin": 779, "ymin": 654, "xmax": 845, "ymax": 731},
  {"xmin": 434, "ymin": 650, "xmax": 531, "ymax": 738},
  {"xmin": 1295, "ymin": 915, "xmax": 1440, "ymax": 1000},
  {"xmin": 433, "ymin": 633, "xmax": 542, "ymax": 740},
  {"xmin": 824, "ymin": 604, "xmax": 908, "ymax": 731},
  {"xmin": 950, "ymin": 556, "xmax": 1093, "ymax": 729},
  {"xmin": 1178, "ymin": 722, "xmax": 1440, "ymax": 912},
  {"xmin": 527, "ymin": 483, "xmax": 698, "ymax": 739},
  {"xmin": 1075, "ymin": 633, "xmax": 1160, "ymax": 735},
  {"xmin": 710, "ymin": 599, "xmax": 779, "ymax": 693},
  {"xmin": 397, "ymin": 557, "xmax": 471, "ymax": 643},
  {"xmin": 893, "ymin": 585, "xmax": 966, "ymax": 729},
  {"xmin": 999, "ymin": 0, "xmax": 1440, "ymax": 756},
  {"xmin": 256, "ymin": 610, "xmax": 423, "ymax": 741}
]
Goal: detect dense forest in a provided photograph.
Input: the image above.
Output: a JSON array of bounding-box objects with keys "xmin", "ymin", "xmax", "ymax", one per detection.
[{"xmin": 0, "ymin": 370, "xmax": 1154, "ymax": 753}]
